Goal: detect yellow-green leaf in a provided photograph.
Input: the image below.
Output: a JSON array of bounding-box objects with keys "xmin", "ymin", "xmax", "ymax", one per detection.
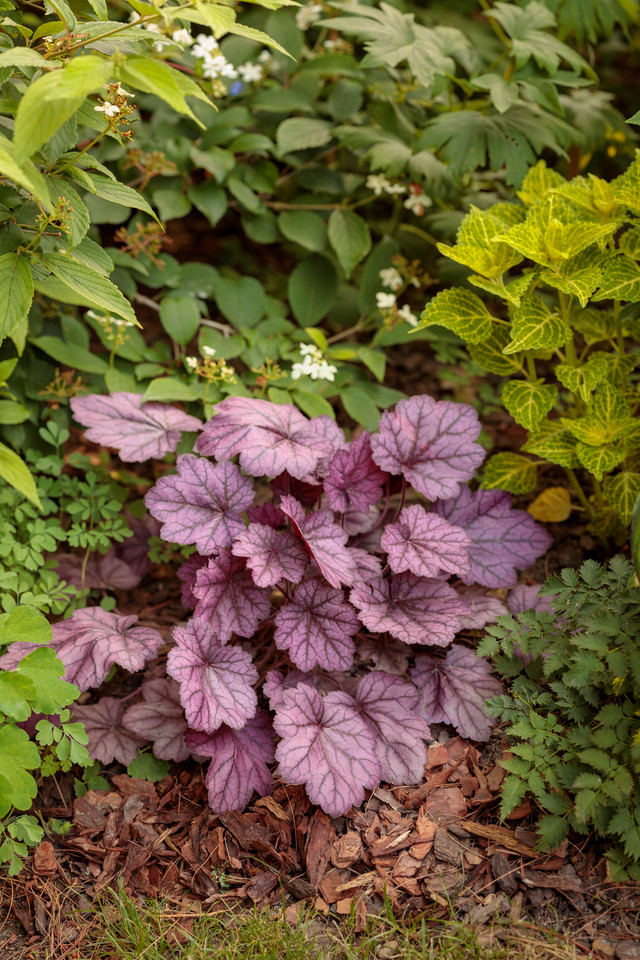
[
  {"xmin": 593, "ymin": 256, "xmax": 640, "ymax": 302},
  {"xmin": 480, "ymin": 452, "xmax": 537, "ymax": 495},
  {"xmin": 0, "ymin": 442, "xmax": 41, "ymax": 507},
  {"xmin": 419, "ymin": 288, "xmax": 494, "ymax": 344},
  {"xmin": 528, "ymin": 487, "xmax": 572, "ymax": 522},
  {"xmin": 0, "ymin": 255, "xmax": 33, "ymax": 341},
  {"xmin": 517, "ymin": 160, "xmax": 565, "ymax": 207},
  {"xmin": 437, "ymin": 206, "xmax": 523, "ymax": 279},
  {"xmin": 522, "ymin": 421, "xmax": 578, "ymax": 469},
  {"xmin": 469, "ymin": 271, "xmax": 533, "ymax": 306},
  {"xmin": 539, "ymin": 246, "xmax": 607, "ymax": 308},
  {"xmin": 575, "ymin": 442, "xmax": 626, "ymax": 480},
  {"xmin": 501, "ymin": 380, "xmax": 557, "ymax": 430},
  {"xmin": 503, "ymin": 295, "xmax": 571, "ymax": 354},
  {"xmin": 603, "ymin": 472, "xmax": 640, "ymax": 523},
  {"xmin": 613, "ymin": 151, "xmax": 640, "ymax": 216},
  {"xmin": 468, "ymin": 325, "xmax": 522, "ymax": 374}
]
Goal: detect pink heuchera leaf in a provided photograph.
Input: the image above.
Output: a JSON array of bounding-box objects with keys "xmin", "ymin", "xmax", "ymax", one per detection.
[
  {"xmin": 354, "ymin": 671, "xmax": 430, "ymax": 784},
  {"xmin": 194, "ymin": 397, "xmax": 334, "ymax": 479},
  {"xmin": 263, "ymin": 669, "xmax": 314, "ymax": 710},
  {"xmin": 370, "ymin": 396, "xmax": 484, "ymax": 500},
  {"xmin": 0, "ymin": 608, "xmax": 163, "ymax": 691},
  {"xmin": 246, "ymin": 502, "xmax": 285, "ymax": 528},
  {"xmin": 381, "ymin": 505, "xmax": 472, "ymax": 579},
  {"xmin": 324, "ymin": 432, "xmax": 387, "ymax": 513},
  {"xmin": 350, "ymin": 547, "xmax": 383, "ymax": 583},
  {"xmin": 508, "ymin": 583, "xmax": 553, "ymax": 614},
  {"xmin": 167, "ymin": 617, "xmax": 258, "ymax": 733},
  {"xmin": 411, "ymin": 644, "xmax": 503, "ymax": 741},
  {"xmin": 273, "ymin": 580, "xmax": 359, "ymax": 671},
  {"xmin": 434, "ymin": 489, "xmax": 552, "ymax": 588},
  {"xmin": 177, "ymin": 554, "xmax": 209, "ymax": 608},
  {"xmin": 193, "ymin": 549, "xmax": 271, "ymax": 642},
  {"xmin": 350, "ymin": 574, "xmax": 468, "ymax": 646},
  {"xmin": 231, "ymin": 523, "xmax": 309, "ymax": 588},
  {"xmin": 274, "ymin": 684, "xmax": 380, "ymax": 817},
  {"xmin": 455, "ymin": 587, "xmax": 508, "ymax": 630},
  {"xmin": 185, "ymin": 710, "xmax": 275, "ymax": 813},
  {"xmin": 73, "ymin": 696, "xmax": 146, "ymax": 765},
  {"xmin": 70, "ymin": 392, "xmax": 201, "ymax": 462},
  {"xmin": 122, "ymin": 678, "xmax": 190, "ymax": 762},
  {"xmin": 343, "ymin": 505, "xmax": 379, "ymax": 536},
  {"xmin": 280, "ymin": 495, "xmax": 356, "ymax": 588},
  {"xmin": 304, "ymin": 415, "xmax": 347, "ymax": 476},
  {"xmin": 144, "ymin": 455, "xmax": 253, "ymax": 555}
]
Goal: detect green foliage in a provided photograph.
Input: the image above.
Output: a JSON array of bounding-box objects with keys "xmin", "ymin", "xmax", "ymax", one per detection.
[
  {"xmin": 419, "ymin": 157, "xmax": 640, "ymax": 537},
  {"xmin": 478, "ymin": 556, "xmax": 640, "ymax": 878}
]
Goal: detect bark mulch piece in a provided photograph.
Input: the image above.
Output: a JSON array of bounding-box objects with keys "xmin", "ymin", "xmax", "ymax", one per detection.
[{"xmin": 3, "ymin": 735, "xmax": 639, "ymax": 959}]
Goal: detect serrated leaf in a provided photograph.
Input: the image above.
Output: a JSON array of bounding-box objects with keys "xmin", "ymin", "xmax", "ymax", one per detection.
[
  {"xmin": 593, "ymin": 256, "xmax": 640, "ymax": 302},
  {"xmin": 539, "ymin": 246, "xmax": 607, "ymax": 307},
  {"xmin": 119, "ymin": 57, "xmax": 204, "ymax": 127},
  {"xmin": 468, "ymin": 325, "xmax": 523, "ymax": 374},
  {"xmin": 273, "ymin": 579, "xmax": 359, "ymax": 671},
  {"xmin": 419, "ymin": 288, "xmax": 494, "ymax": 344},
  {"xmin": 193, "ymin": 549, "xmax": 271, "ymax": 643},
  {"xmin": 324, "ymin": 431, "xmax": 386, "ymax": 513},
  {"xmin": 501, "ymin": 380, "xmax": 557, "ymax": 430},
  {"xmin": 88, "ymin": 175, "xmax": 159, "ymax": 222},
  {"xmin": 468, "ymin": 271, "xmax": 533, "ymax": 307},
  {"xmin": 522, "ymin": 420, "xmax": 578, "ymax": 468},
  {"xmin": 73, "ymin": 696, "xmax": 146, "ymax": 765},
  {"xmin": 381, "ymin": 504, "xmax": 471, "ymax": 579},
  {"xmin": 41, "ymin": 255, "xmax": 137, "ymax": 325},
  {"xmin": 277, "ymin": 118, "xmax": 333, "ymax": 155},
  {"xmin": 504, "ymin": 295, "xmax": 571, "ymax": 354},
  {"xmin": 355, "ymin": 671, "xmax": 430, "ymax": 783},
  {"xmin": 575, "ymin": 442, "xmax": 626, "ymax": 480},
  {"xmin": 0, "ymin": 726, "xmax": 40, "ymax": 817},
  {"xmin": 603, "ymin": 472, "xmax": 640, "ymax": 522},
  {"xmin": 517, "ymin": 160, "xmax": 565, "ymax": 206},
  {"xmin": 0, "ymin": 254, "xmax": 33, "ymax": 339},
  {"xmin": 122, "ymin": 678, "xmax": 189, "ymax": 762},
  {"xmin": 327, "ymin": 210, "xmax": 371, "ymax": 278},
  {"xmin": 481, "ymin": 452, "xmax": 537, "ymax": 495},
  {"xmin": 614, "ymin": 152, "xmax": 640, "ymax": 216},
  {"xmin": 437, "ymin": 206, "xmax": 523, "ymax": 278},
  {"xmin": 126, "ymin": 752, "xmax": 170, "ymax": 782},
  {"xmin": 280, "ymin": 495, "xmax": 356, "ymax": 589},
  {"xmin": 527, "ymin": 487, "xmax": 572, "ymax": 522}
]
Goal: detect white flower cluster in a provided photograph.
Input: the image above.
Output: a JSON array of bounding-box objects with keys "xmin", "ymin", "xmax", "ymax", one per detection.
[
  {"xmin": 365, "ymin": 174, "xmax": 432, "ymax": 217},
  {"xmin": 86, "ymin": 310, "xmax": 135, "ymax": 329},
  {"xmin": 291, "ymin": 343, "xmax": 337, "ymax": 382},
  {"xmin": 296, "ymin": 3, "xmax": 324, "ymax": 30},
  {"xmin": 190, "ymin": 33, "xmax": 263, "ymax": 83},
  {"xmin": 375, "ymin": 270, "xmax": 419, "ymax": 326},
  {"xmin": 366, "ymin": 174, "xmax": 406, "ymax": 197}
]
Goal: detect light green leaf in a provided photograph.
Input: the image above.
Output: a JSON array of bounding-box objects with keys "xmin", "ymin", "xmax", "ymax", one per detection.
[
  {"xmin": 159, "ymin": 295, "xmax": 201, "ymax": 346},
  {"xmin": 143, "ymin": 378, "xmax": 199, "ymax": 403},
  {"xmin": 119, "ymin": 58, "xmax": 204, "ymax": 127},
  {"xmin": 501, "ymin": 380, "xmax": 557, "ymax": 430},
  {"xmin": 0, "ymin": 673, "xmax": 35, "ymax": 721},
  {"xmin": 291, "ymin": 389, "xmax": 335, "ymax": 419},
  {"xmin": 603, "ymin": 472, "xmax": 640, "ymax": 523},
  {"xmin": 288, "ymin": 254, "xmax": 338, "ymax": 325},
  {"xmin": 341, "ymin": 385, "xmax": 380, "ymax": 432},
  {"xmin": 40, "ymin": 254, "xmax": 137, "ymax": 325},
  {"xmin": 0, "ymin": 137, "xmax": 51, "ymax": 208},
  {"xmin": 0, "ymin": 606, "xmax": 52, "ymax": 648},
  {"xmin": 613, "ymin": 152, "xmax": 640, "ymax": 215},
  {"xmin": 0, "ymin": 48, "xmax": 52, "ymax": 69},
  {"xmin": 14, "ymin": 56, "xmax": 112, "ymax": 160},
  {"xmin": 438, "ymin": 206, "xmax": 523, "ymax": 279},
  {"xmin": 328, "ymin": 210, "xmax": 371, "ymax": 278},
  {"xmin": 469, "ymin": 272, "xmax": 533, "ymax": 307},
  {"xmin": 503, "ymin": 295, "xmax": 571, "ymax": 353},
  {"xmin": 0, "ymin": 254, "xmax": 33, "ymax": 340},
  {"xmin": 0, "ymin": 725, "xmax": 40, "ymax": 817},
  {"xmin": 46, "ymin": 178, "xmax": 90, "ymax": 250},
  {"xmin": 30, "ymin": 335, "xmax": 109, "ymax": 374},
  {"xmin": 562, "ymin": 383, "xmax": 633, "ymax": 446},
  {"xmin": 0, "ymin": 401, "xmax": 29, "ymax": 425},
  {"xmin": 277, "ymin": 118, "xmax": 333, "ymax": 155},
  {"xmin": 0, "ymin": 442, "xmax": 41, "ymax": 507},
  {"xmin": 480, "ymin": 452, "xmax": 537, "ymax": 495},
  {"xmin": 593, "ymin": 256, "xmax": 640, "ymax": 302},
  {"xmin": 419, "ymin": 288, "xmax": 494, "ymax": 344},
  {"xmin": 127, "ymin": 752, "xmax": 170, "ymax": 782},
  {"xmin": 87, "ymin": 175, "xmax": 159, "ymax": 222}
]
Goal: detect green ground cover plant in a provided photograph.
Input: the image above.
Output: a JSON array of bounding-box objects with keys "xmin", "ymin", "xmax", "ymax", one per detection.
[
  {"xmin": 420, "ymin": 157, "xmax": 640, "ymax": 540},
  {"xmin": 479, "ymin": 556, "xmax": 640, "ymax": 879}
]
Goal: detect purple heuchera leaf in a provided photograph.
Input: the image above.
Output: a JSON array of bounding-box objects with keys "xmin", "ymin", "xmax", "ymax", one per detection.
[
  {"xmin": 381, "ymin": 505, "xmax": 471, "ymax": 579},
  {"xmin": 193, "ymin": 549, "xmax": 271, "ymax": 642},
  {"xmin": 508, "ymin": 583, "xmax": 553, "ymax": 614},
  {"xmin": 246, "ymin": 502, "xmax": 285, "ymax": 528},
  {"xmin": 271, "ymin": 472, "xmax": 320, "ymax": 507},
  {"xmin": 55, "ymin": 551, "xmax": 140, "ymax": 591},
  {"xmin": 274, "ymin": 684, "xmax": 380, "ymax": 817},
  {"xmin": 194, "ymin": 397, "xmax": 334, "ymax": 479},
  {"xmin": 70, "ymin": 392, "xmax": 201, "ymax": 462},
  {"xmin": 350, "ymin": 574, "xmax": 468, "ymax": 646},
  {"xmin": 122, "ymin": 678, "xmax": 190, "ymax": 762},
  {"xmin": 343, "ymin": 505, "xmax": 379, "ymax": 537},
  {"xmin": 144, "ymin": 455, "xmax": 253, "ymax": 555},
  {"xmin": 354, "ymin": 671, "xmax": 430, "ymax": 784},
  {"xmin": 411, "ymin": 644, "xmax": 503, "ymax": 741},
  {"xmin": 324, "ymin": 432, "xmax": 387, "ymax": 513},
  {"xmin": 167, "ymin": 617, "xmax": 258, "ymax": 733},
  {"xmin": 185, "ymin": 709, "xmax": 275, "ymax": 813},
  {"xmin": 0, "ymin": 608, "xmax": 163, "ymax": 691},
  {"xmin": 73, "ymin": 696, "xmax": 146, "ymax": 765},
  {"xmin": 263, "ymin": 669, "xmax": 314, "ymax": 710},
  {"xmin": 455, "ymin": 587, "xmax": 508, "ymax": 630},
  {"xmin": 434, "ymin": 489, "xmax": 552, "ymax": 588},
  {"xmin": 177, "ymin": 554, "xmax": 209, "ymax": 608},
  {"xmin": 305, "ymin": 415, "xmax": 347, "ymax": 476},
  {"xmin": 273, "ymin": 580, "xmax": 359, "ymax": 671},
  {"xmin": 280, "ymin": 495, "xmax": 356, "ymax": 588},
  {"xmin": 370, "ymin": 396, "xmax": 484, "ymax": 500},
  {"xmin": 231, "ymin": 523, "xmax": 309, "ymax": 588}
]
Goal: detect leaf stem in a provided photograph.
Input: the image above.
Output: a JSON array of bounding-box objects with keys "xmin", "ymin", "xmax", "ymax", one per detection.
[{"xmin": 565, "ymin": 468, "xmax": 593, "ymax": 518}]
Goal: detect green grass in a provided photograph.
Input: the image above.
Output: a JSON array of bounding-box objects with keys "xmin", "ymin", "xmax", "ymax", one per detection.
[{"xmin": 73, "ymin": 882, "xmax": 581, "ymax": 960}]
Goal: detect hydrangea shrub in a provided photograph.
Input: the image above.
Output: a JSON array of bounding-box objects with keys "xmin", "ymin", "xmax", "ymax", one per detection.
[{"xmin": 3, "ymin": 394, "xmax": 551, "ymax": 818}]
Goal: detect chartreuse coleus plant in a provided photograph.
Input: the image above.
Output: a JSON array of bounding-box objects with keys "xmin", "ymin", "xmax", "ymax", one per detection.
[
  {"xmin": 2, "ymin": 391, "xmax": 551, "ymax": 817},
  {"xmin": 419, "ymin": 155, "xmax": 640, "ymax": 540},
  {"xmin": 0, "ymin": 605, "xmax": 91, "ymax": 875},
  {"xmin": 44, "ymin": 0, "xmax": 633, "ymax": 433},
  {"xmin": 478, "ymin": 556, "xmax": 640, "ymax": 880},
  {"xmin": 0, "ymin": 0, "xmax": 291, "ymax": 502}
]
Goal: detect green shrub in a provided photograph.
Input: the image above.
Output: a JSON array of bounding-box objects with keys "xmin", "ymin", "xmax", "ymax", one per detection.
[
  {"xmin": 420, "ymin": 157, "xmax": 640, "ymax": 538},
  {"xmin": 478, "ymin": 556, "xmax": 640, "ymax": 879}
]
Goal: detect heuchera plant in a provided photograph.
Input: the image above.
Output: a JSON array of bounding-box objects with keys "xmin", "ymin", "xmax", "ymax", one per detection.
[{"xmin": 3, "ymin": 394, "xmax": 551, "ymax": 819}]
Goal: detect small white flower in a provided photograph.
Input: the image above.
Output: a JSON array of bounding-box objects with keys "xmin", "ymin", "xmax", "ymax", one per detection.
[
  {"xmin": 379, "ymin": 267, "xmax": 403, "ymax": 292},
  {"xmin": 111, "ymin": 83, "xmax": 134, "ymax": 98},
  {"xmin": 201, "ymin": 54, "xmax": 238, "ymax": 80},
  {"xmin": 366, "ymin": 174, "xmax": 391, "ymax": 196},
  {"xmin": 384, "ymin": 182, "xmax": 406, "ymax": 196},
  {"xmin": 404, "ymin": 192, "xmax": 432, "ymax": 215},
  {"xmin": 397, "ymin": 304, "xmax": 418, "ymax": 327},
  {"xmin": 201, "ymin": 345, "xmax": 216, "ymax": 358},
  {"xmin": 300, "ymin": 343, "xmax": 323, "ymax": 359},
  {"xmin": 184, "ymin": 356, "xmax": 199, "ymax": 370},
  {"xmin": 172, "ymin": 28, "xmax": 194, "ymax": 46},
  {"xmin": 258, "ymin": 49, "xmax": 272, "ymax": 63},
  {"xmin": 94, "ymin": 102, "xmax": 120, "ymax": 118},
  {"xmin": 192, "ymin": 34, "xmax": 219, "ymax": 59},
  {"xmin": 296, "ymin": 3, "xmax": 324, "ymax": 30},
  {"xmin": 238, "ymin": 62, "xmax": 263, "ymax": 83},
  {"xmin": 86, "ymin": 310, "xmax": 111, "ymax": 324},
  {"xmin": 292, "ymin": 344, "xmax": 336, "ymax": 381},
  {"xmin": 376, "ymin": 292, "xmax": 397, "ymax": 310}
]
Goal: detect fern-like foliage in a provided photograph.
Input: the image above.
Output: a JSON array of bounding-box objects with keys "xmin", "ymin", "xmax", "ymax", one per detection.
[{"xmin": 478, "ymin": 556, "xmax": 640, "ymax": 878}]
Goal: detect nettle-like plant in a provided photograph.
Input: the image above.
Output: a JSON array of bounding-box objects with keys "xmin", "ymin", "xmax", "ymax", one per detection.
[
  {"xmin": 419, "ymin": 156, "xmax": 640, "ymax": 540},
  {"xmin": 479, "ymin": 556, "xmax": 640, "ymax": 879},
  {"xmin": 0, "ymin": 605, "xmax": 90, "ymax": 875},
  {"xmin": 2, "ymin": 393, "xmax": 551, "ymax": 817}
]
